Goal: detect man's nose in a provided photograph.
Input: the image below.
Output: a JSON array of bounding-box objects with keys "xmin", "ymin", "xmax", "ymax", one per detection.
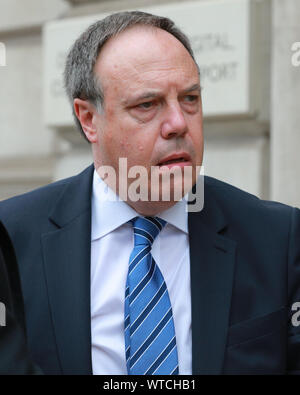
[{"xmin": 160, "ymin": 103, "xmax": 188, "ymax": 139}]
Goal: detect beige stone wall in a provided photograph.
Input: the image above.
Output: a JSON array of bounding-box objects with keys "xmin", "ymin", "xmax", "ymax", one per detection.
[
  {"xmin": 0, "ymin": 0, "xmax": 69, "ymax": 199},
  {"xmin": 271, "ymin": 0, "xmax": 300, "ymax": 207},
  {"xmin": 0, "ymin": 0, "xmax": 299, "ymax": 207}
]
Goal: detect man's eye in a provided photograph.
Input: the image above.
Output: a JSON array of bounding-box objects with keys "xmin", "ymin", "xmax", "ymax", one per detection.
[
  {"xmin": 184, "ymin": 95, "xmax": 198, "ymax": 103},
  {"xmin": 137, "ymin": 101, "xmax": 154, "ymax": 109}
]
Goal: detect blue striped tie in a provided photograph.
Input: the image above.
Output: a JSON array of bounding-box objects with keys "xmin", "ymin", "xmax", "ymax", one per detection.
[{"xmin": 124, "ymin": 216, "xmax": 179, "ymax": 375}]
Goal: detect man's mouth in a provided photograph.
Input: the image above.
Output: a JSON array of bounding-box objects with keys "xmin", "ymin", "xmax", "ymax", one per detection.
[
  {"xmin": 159, "ymin": 157, "xmax": 188, "ymax": 166},
  {"xmin": 157, "ymin": 153, "xmax": 192, "ymax": 168}
]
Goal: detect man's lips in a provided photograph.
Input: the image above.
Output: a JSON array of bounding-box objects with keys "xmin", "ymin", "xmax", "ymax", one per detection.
[{"xmin": 157, "ymin": 152, "xmax": 192, "ymax": 168}]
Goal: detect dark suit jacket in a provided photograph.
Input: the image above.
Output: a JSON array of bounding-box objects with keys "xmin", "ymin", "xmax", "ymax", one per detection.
[
  {"xmin": 0, "ymin": 164, "xmax": 299, "ymax": 375},
  {"xmin": 0, "ymin": 221, "xmax": 40, "ymax": 374}
]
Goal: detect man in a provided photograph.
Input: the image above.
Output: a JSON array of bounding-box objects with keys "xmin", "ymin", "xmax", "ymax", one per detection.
[
  {"xmin": 0, "ymin": 221, "xmax": 40, "ymax": 374},
  {"xmin": 0, "ymin": 11, "xmax": 299, "ymax": 375}
]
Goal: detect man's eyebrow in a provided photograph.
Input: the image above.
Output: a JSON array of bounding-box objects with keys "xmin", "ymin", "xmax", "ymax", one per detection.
[
  {"xmin": 180, "ymin": 83, "xmax": 201, "ymax": 94},
  {"xmin": 122, "ymin": 91, "xmax": 160, "ymax": 106},
  {"xmin": 122, "ymin": 83, "xmax": 201, "ymax": 106}
]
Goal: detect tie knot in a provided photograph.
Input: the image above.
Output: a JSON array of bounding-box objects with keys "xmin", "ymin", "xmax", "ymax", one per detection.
[{"xmin": 130, "ymin": 216, "xmax": 166, "ymax": 246}]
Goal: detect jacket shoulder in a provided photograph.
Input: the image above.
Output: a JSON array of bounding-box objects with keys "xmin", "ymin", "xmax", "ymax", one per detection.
[
  {"xmin": 0, "ymin": 164, "xmax": 94, "ymax": 237},
  {"xmin": 0, "ymin": 175, "xmax": 74, "ymax": 219},
  {"xmin": 204, "ymin": 175, "xmax": 296, "ymax": 225}
]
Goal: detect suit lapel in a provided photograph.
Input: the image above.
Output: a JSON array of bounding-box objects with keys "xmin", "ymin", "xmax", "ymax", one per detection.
[
  {"xmin": 41, "ymin": 165, "xmax": 94, "ymax": 375},
  {"xmin": 188, "ymin": 182, "xmax": 237, "ymax": 374}
]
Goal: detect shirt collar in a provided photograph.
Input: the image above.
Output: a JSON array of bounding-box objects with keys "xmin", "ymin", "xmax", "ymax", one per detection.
[{"xmin": 91, "ymin": 169, "xmax": 188, "ymax": 241}]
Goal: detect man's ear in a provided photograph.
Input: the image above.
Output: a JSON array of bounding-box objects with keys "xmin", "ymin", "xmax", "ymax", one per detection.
[{"xmin": 73, "ymin": 98, "xmax": 99, "ymax": 143}]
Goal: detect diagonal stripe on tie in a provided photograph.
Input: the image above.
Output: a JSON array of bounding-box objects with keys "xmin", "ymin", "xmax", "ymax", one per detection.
[
  {"xmin": 129, "ymin": 256, "xmax": 156, "ymax": 305},
  {"xmin": 129, "ymin": 245, "xmax": 151, "ymax": 274},
  {"xmin": 145, "ymin": 336, "xmax": 177, "ymax": 375},
  {"xmin": 130, "ymin": 282, "xmax": 167, "ymax": 335},
  {"xmin": 130, "ymin": 308, "xmax": 173, "ymax": 368},
  {"xmin": 124, "ymin": 216, "xmax": 179, "ymax": 375}
]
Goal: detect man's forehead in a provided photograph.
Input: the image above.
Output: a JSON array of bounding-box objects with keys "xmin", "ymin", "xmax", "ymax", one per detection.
[
  {"xmin": 101, "ymin": 25, "xmax": 178, "ymax": 53},
  {"xmin": 95, "ymin": 25, "xmax": 194, "ymax": 74}
]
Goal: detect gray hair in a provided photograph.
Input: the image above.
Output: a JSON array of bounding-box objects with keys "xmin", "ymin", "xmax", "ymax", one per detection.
[{"xmin": 64, "ymin": 10, "xmax": 198, "ymax": 141}]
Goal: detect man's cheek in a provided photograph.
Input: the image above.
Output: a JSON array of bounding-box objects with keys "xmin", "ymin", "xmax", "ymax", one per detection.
[{"xmin": 119, "ymin": 138, "xmax": 132, "ymax": 154}]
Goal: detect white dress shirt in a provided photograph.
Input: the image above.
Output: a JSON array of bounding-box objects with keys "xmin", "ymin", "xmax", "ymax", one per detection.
[{"xmin": 91, "ymin": 170, "xmax": 192, "ymax": 374}]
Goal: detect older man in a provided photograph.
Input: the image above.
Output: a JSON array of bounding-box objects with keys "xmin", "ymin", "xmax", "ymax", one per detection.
[{"xmin": 0, "ymin": 11, "xmax": 299, "ymax": 375}]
